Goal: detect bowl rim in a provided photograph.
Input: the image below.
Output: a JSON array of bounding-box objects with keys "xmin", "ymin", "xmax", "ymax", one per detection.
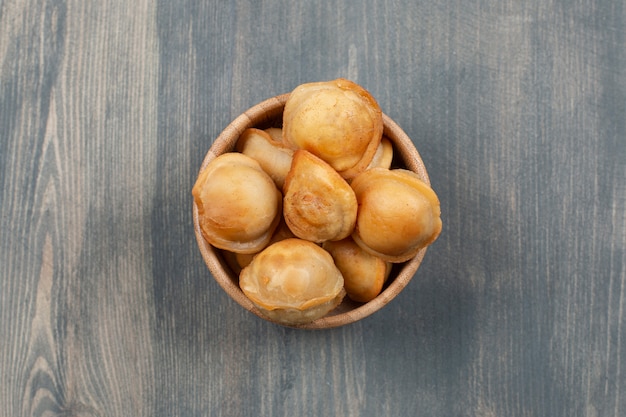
[{"xmin": 193, "ymin": 93, "xmax": 431, "ymax": 329}]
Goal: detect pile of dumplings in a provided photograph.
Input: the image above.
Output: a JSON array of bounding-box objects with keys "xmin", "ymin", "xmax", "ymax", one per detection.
[{"xmin": 193, "ymin": 79, "xmax": 442, "ymax": 325}]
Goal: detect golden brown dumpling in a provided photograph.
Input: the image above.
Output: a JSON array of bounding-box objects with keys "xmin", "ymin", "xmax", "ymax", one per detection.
[
  {"xmin": 366, "ymin": 137, "xmax": 394, "ymax": 170},
  {"xmin": 236, "ymin": 128, "xmax": 294, "ymax": 189},
  {"xmin": 350, "ymin": 168, "xmax": 442, "ymax": 263},
  {"xmin": 282, "ymin": 78, "xmax": 383, "ymax": 180},
  {"xmin": 323, "ymin": 237, "xmax": 391, "ymax": 303},
  {"xmin": 239, "ymin": 238, "xmax": 346, "ymax": 325},
  {"xmin": 264, "ymin": 127, "xmax": 284, "ymax": 143},
  {"xmin": 283, "ymin": 150, "xmax": 357, "ymax": 243},
  {"xmin": 192, "ymin": 152, "xmax": 282, "ymax": 254}
]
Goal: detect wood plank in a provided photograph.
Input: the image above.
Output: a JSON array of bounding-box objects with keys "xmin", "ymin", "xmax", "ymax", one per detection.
[{"xmin": 0, "ymin": 0, "xmax": 624, "ymax": 416}]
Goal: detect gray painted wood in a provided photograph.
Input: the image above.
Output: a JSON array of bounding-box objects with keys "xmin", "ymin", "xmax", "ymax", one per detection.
[{"xmin": 1, "ymin": 0, "xmax": 624, "ymax": 416}]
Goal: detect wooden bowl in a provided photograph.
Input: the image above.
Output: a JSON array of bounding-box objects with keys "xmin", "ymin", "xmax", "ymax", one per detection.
[{"xmin": 193, "ymin": 94, "xmax": 431, "ymax": 329}]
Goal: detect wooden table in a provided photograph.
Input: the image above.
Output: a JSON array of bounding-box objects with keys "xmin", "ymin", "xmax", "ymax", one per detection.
[{"xmin": 1, "ymin": 1, "xmax": 624, "ymax": 416}]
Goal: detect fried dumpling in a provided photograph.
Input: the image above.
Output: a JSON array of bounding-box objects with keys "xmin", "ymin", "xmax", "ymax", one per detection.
[
  {"xmin": 192, "ymin": 152, "xmax": 282, "ymax": 254},
  {"xmin": 350, "ymin": 168, "xmax": 442, "ymax": 262},
  {"xmin": 239, "ymin": 238, "xmax": 346, "ymax": 325},
  {"xmin": 323, "ymin": 237, "xmax": 391, "ymax": 303},
  {"xmin": 236, "ymin": 128, "xmax": 294, "ymax": 189},
  {"xmin": 283, "ymin": 150, "xmax": 357, "ymax": 243},
  {"xmin": 282, "ymin": 78, "xmax": 383, "ymax": 180},
  {"xmin": 366, "ymin": 137, "xmax": 394, "ymax": 171}
]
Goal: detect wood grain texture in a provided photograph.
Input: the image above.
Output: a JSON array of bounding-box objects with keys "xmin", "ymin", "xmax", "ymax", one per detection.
[{"xmin": 1, "ymin": 0, "xmax": 624, "ymax": 416}]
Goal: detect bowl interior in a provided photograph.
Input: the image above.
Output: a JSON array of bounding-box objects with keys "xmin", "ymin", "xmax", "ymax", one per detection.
[{"xmin": 193, "ymin": 94, "xmax": 431, "ymax": 329}]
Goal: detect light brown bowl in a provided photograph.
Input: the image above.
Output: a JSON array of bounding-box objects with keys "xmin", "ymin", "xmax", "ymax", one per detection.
[{"xmin": 193, "ymin": 94, "xmax": 431, "ymax": 329}]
